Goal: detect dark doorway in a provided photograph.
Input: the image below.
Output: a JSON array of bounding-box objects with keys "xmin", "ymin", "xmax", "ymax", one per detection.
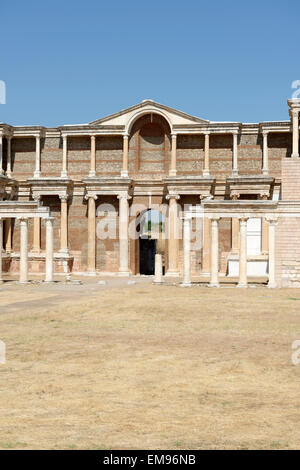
[{"xmin": 139, "ymin": 238, "xmax": 157, "ymax": 275}]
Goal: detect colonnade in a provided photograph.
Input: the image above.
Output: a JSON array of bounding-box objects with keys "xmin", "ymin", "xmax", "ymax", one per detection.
[
  {"xmin": 182, "ymin": 214, "xmax": 278, "ymax": 288},
  {"xmin": 0, "ymin": 128, "xmax": 276, "ymax": 181},
  {"xmin": 0, "ymin": 217, "xmax": 54, "ymax": 283}
]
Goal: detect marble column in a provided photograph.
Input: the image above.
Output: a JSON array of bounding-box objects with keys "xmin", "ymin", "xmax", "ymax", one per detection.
[
  {"xmin": 181, "ymin": 216, "xmax": 191, "ymax": 286},
  {"xmin": 87, "ymin": 195, "xmax": 97, "ymax": 275},
  {"xmin": 203, "ymin": 132, "xmax": 210, "ymax": 177},
  {"xmin": 237, "ymin": 217, "xmax": 248, "ymax": 288},
  {"xmin": 267, "ymin": 217, "xmax": 277, "ymax": 288},
  {"xmin": 0, "ymin": 219, "xmax": 3, "ymax": 283},
  {"xmin": 169, "ymin": 134, "xmax": 177, "ymax": 177},
  {"xmin": 121, "ymin": 134, "xmax": 129, "ymax": 177},
  {"xmin": 6, "ymin": 136, "xmax": 12, "ymax": 178},
  {"xmin": 61, "ymin": 135, "xmax": 68, "ymax": 178},
  {"xmin": 291, "ymin": 109, "xmax": 299, "ymax": 158},
  {"xmin": 19, "ymin": 218, "xmax": 28, "ymax": 283},
  {"xmin": 232, "ymin": 131, "xmax": 238, "ymax": 176},
  {"xmin": 0, "ymin": 136, "xmax": 3, "ymax": 175},
  {"xmin": 262, "ymin": 131, "xmax": 269, "ymax": 175},
  {"xmin": 166, "ymin": 194, "xmax": 180, "ymax": 276},
  {"xmin": 89, "ymin": 135, "xmax": 96, "ymax": 177},
  {"xmin": 118, "ymin": 193, "xmax": 130, "ymax": 276},
  {"xmin": 45, "ymin": 217, "xmax": 54, "ymax": 282},
  {"xmin": 59, "ymin": 195, "xmax": 69, "ymax": 253},
  {"xmin": 34, "ymin": 136, "xmax": 41, "ymax": 178},
  {"xmin": 209, "ymin": 217, "xmax": 220, "ymax": 287}
]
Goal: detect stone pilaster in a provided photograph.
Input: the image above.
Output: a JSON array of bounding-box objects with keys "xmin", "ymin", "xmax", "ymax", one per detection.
[
  {"xmin": 291, "ymin": 109, "xmax": 299, "ymax": 158},
  {"xmin": 121, "ymin": 134, "xmax": 129, "ymax": 178},
  {"xmin": 169, "ymin": 134, "xmax": 177, "ymax": 177},
  {"xmin": 232, "ymin": 131, "xmax": 238, "ymax": 176},
  {"xmin": 262, "ymin": 131, "xmax": 269, "ymax": 175},
  {"xmin": 203, "ymin": 132, "xmax": 210, "ymax": 177},
  {"xmin": 34, "ymin": 136, "xmax": 41, "ymax": 178},
  {"xmin": 61, "ymin": 135, "xmax": 68, "ymax": 178},
  {"xmin": 89, "ymin": 135, "xmax": 96, "ymax": 177}
]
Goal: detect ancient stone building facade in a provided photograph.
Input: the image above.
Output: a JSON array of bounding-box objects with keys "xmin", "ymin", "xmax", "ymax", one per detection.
[{"xmin": 0, "ymin": 98, "xmax": 300, "ymax": 286}]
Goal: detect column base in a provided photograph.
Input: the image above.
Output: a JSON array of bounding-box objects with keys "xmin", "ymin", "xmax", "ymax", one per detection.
[
  {"xmin": 153, "ymin": 280, "xmax": 164, "ymax": 285},
  {"xmin": 121, "ymin": 170, "xmax": 128, "ymax": 178},
  {"xmin": 18, "ymin": 281, "xmax": 29, "ymax": 285},
  {"xmin": 60, "ymin": 172, "xmax": 68, "ymax": 178},
  {"xmin": 85, "ymin": 271, "xmax": 97, "ymax": 276},
  {"xmin": 180, "ymin": 282, "xmax": 192, "ymax": 287},
  {"xmin": 267, "ymin": 282, "xmax": 277, "ymax": 289},
  {"xmin": 58, "ymin": 248, "xmax": 70, "ymax": 255},
  {"xmin": 237, "ymin": 282, "xmax": 248, "ymax": 288},
  {"xmin": 118, "ymin": 270, "xmax": 130, "ymax": 277},
  {"xmin": 291, "ymin": 154, "xmax": 299, "ymax": 158},
  {"xmin": 202, "ymin": 170, "xmax": 210, "ymax": 177},
  {"xmin": 231, "ymin": 170, "xmax": 239, "ymax": 177},
  {"xmin": 262, "ymin": 169, "xmax": 269, "ymax": 176},
  {"xmin": 44, "ymin": 280, "xmax": 55, "ymax": 284},
  {"xmin": 88, "ymin": 171, "xmax": 96, "ymax": 178},
  {"xmin": 208, "ymin": 282, "xmax": 220, "ymax": 288},
  {"xmin": 33, "ymin": 171, "xmax": 41, "ymax": 178},
  {"xmin": 165, "ymin": 270, "xmax": 180, "ymax": 277},
  {"xmin": 169, "ymin": 170, "xmax": 177, "ymax": 177}
]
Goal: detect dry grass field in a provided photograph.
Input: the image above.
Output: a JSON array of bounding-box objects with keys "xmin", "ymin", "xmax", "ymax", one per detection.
[{"xmin": 0, "ymin": 278, "xmax": 300, "ymax": 450}]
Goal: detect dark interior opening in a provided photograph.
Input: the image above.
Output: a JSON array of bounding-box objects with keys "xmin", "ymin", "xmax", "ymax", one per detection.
[{"xmin": 139, "ymin": 238, "xmax": 157, "ymax": 275}]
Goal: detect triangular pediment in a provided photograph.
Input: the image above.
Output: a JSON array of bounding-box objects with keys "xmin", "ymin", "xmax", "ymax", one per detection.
[{"xmin": 90, "ymin": 100, "xmax": 209, "ymax": 129}]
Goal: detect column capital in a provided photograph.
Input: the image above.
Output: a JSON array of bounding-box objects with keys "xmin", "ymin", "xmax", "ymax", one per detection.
[
  {"xmin": 238, "ymin": 216, "xmax": 249, "ymax": 223},
  {"xmin": 123, "ymin": 133, "xmax": 129, "ymax": 139},
  {"xmin": 85, "ymin": 194, "xmax": 98, "ymax": 201},
  {"xmin": 266, "ymin": 216, "xmax": 278, "ymax": 225},
  {"xmin": 59, "ymin": 194, "xmax": 69, "ymax": 203},
  {"xmin": 171, "ymin": 133, "xmax": 177, "ymax": 139},
  {"xmin": 232, "ymin": 130, "xmax": 239, "ymax": 135},
  {"xmin": 230, "ymin": 190, "xmax": 240, "ymax": 200},
  {"xmin": 33, "ymin": 194, "xmax": 41, "ymax": 202},
  {"xmin": 166, "ymin": 194, "xmax": 180, "ymax": 201},
  {"xmin": 259, "ymin": 191, "xmax": 269, "ymax": 200},
  {"xmin": 17, "ymin": 217, "xmax": 28, "ymax": 223},
  {"xmin": 117, "ymin": 193, "xmax": 131, "ymax": 201},
  {"xmin": 209, "ymin": 216, "xmax": 220, "ymax": 222},
  {"xmin": 200, "ymin": 194, "xmax": 213, "ymax": 201}
]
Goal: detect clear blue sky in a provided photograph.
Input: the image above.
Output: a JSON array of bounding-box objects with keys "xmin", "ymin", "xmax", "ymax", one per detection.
[{"xmin": 1, "ymin": 0, "xmax": 299, "ymax": 126}]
